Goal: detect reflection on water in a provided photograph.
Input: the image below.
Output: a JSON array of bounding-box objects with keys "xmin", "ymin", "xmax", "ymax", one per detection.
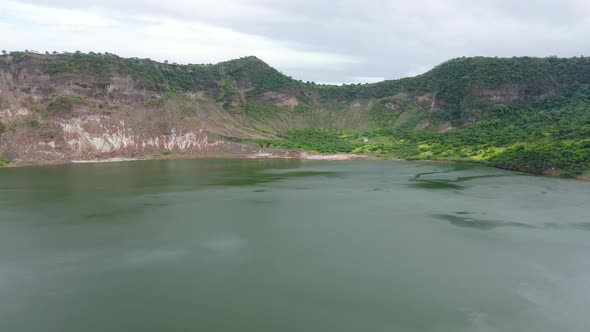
[
  {"xmin": 216, "ymin": 170, "xmax": 339, "ymax": 187},
  {"xmin": 570, "ymin": 222, "xmax": 590, "ymax": 230},
  {"xmin": 408, "ymin": 164, "xmax": 524, "ymax": 190},
  {"xmin": 544, "ymin": 222, "xmax": 590, "ymax": 231},
  {"xmin": 82, "ymin": 205, "xmax": 148, "ymax": 220},
  {"xmin": 437, "ymin": 212, "xmax": 590, "ymax": 232},
  {"xmin": 1, "ymin": 159, "xmax": 590, "ymax": 332},
  {"xmin": 434, "ymin": 213, "xmax": 535, "ymax": 230},
  {"xmin": 409, "ymin": 181, "xmax": 465, "ymax": 190},
  {"xmin": 114, "ymin": 249, "xmax": 188, "ymax": 270}
]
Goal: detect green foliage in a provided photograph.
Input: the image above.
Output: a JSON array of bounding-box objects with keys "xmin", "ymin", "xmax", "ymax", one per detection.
[
  {"xmin": 353, "ymin": 142, "xmax": 420, "ymax": 158},
  {"xmin": 245, "ymin": 83, "xmax": 589, "ymax": 176},
  {"xmin": 358, "ymin": 84, "xmax": 590, "ymax": 175},
  {"xmin": 317, "ymin": 56, "xmax": 590, "ymax": 100},
  {"xmin": 46, "ymin": 96, "xmax": 85, "ymax": 114},
  {"xmin": 167, "ymin": 91, "xmax": 197, "ymax": 117},
  {"xmin": 265, "ymin": 129, "xmax": 360, "ymax": 153},
  {"xmin": 40, "ymin": 52, "xmax": 299, "ymax": 97},
  {"xmin": 489, "ymin": 142, "xmax": 590, "ymax": 176},
  {"xmin": 27, "ymin": 119, "xmax": 40, "ymax": 129},
  {"xmin": 95, "ymin": 77, "xmax": 109, "ymax": 91},
  {"xmin": 14, "ymin": 51, "xmax": 590, "ymax": 176},
  {"xmin": 39, "ymin": 52, "xmax": 590, "ymax": 126},
  {"xmin": 242, "ymin": 102, "xmax": 286, "ymax": 117},
  {"xmin": 217, "ymin": 75, "xmax": 240, "ymax": 108},
  {"xmin": 40, "ymin": 53, "xmax": 309, "ymax": 107},
  {"xmin": 144, "ymin": 96, "xmax": 165, "ymax": 108},
  {"xmin": 27, "ymin": 119, "xmax": 57, "ymax": 139},
  {"xmin": 43, "ymin": 52, "xmax": 222, "ymax": 92},
  {"xmin": 294, "ymin": 103, "xmax": 312, "ymax": 114},
  {"xmin": 219, "ymin": 56, "xmax": 297, "ymax": 96},
  {"xmin": 370, "ymin": 100, "xmax": 402, "ymax": 127},
  {"xmin": 318, "ymin": 56, "xmax": 590, "ymax": 125}
]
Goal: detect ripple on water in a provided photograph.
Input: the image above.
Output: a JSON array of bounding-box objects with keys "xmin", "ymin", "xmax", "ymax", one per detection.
[
  {"xmin": 409, "ymin": 181, "xmax": 464, "ymax": 190},
  {"xmin": 217, "ymin": 171, "xmax": 339, "ymax": 187},
  {"xmin": 434, "ymin": 213, "xmax": 535, "ymax": 230},
  {"xmin": 439, "ymin": 213, "xmax": 590, "ymax": 232},
  {"xmin": 200, "ymin": 235, "xmax": 247, "ymax": 254},
  {"xmin": 114, "ymin": 249, "xmax": 188, "ymax": 269},
  {"xmin": 408, "ymin": 167, "xmax": 522, "ymax": 191}
]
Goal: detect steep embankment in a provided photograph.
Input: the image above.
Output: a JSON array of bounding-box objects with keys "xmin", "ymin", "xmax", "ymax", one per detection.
[{"xmin": 0, "ymin": 52, "xmax": 589, "ymax": 175}]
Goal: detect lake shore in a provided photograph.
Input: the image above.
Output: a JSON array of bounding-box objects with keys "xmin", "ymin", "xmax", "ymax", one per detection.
[
  {"xmin": 1, "ymin": 151, "xmax": 589, "ymax": 182},
  {"xmin": 0, "ymin": 152, "xmax": 377, "ymax": 168}
]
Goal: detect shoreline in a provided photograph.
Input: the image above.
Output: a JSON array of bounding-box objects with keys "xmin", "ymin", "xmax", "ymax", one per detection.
[
  {"xmin": 1, "ymin": 152, "xmax": 588, "ymax": 182},
  {"xmin": 0, "ymin": 152, "xmax": 377, "ymax": 168}
]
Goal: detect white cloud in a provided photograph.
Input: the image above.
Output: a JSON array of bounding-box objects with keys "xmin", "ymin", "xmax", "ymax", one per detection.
[
  {"xmin": 0, "ymin": 1, "xmax": 116, "ymax": 27},
  {"xmin": 2, "ymin": 0, "xmax": 590, "ymax": 83},
  {"xmin": 135, "ymin": 19, "xmax": 357, "ymax": 69},
  {"xmin": 350, "ymin": 76, "xmax": 385, "ymax": 84},
  {"xmin": 0, "ymin": 1, "xmax": 357, "ymax": 74}
]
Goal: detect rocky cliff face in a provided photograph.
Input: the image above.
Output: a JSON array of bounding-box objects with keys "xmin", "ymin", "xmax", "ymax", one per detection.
[
  {"xmin": 1, "ymin": 52, "xmax": 587, "ymax": 164},
  {"xmin": 0, "ymin": 109, "xmax": 260, "ymax": 161},
  {"xmin": 0, "ymin": 54, "xmax": 274, "ymax": 163}
]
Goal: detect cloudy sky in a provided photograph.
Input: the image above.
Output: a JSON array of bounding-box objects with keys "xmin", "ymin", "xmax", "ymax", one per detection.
[{"xmin": 1, "ymin": 0, "xmax": 589, "ymax": 83}]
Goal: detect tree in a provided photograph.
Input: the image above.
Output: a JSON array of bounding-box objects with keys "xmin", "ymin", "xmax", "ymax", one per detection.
[{"xmin": 1, "ymin": 50, "xmax": 6, "ymax": 55}]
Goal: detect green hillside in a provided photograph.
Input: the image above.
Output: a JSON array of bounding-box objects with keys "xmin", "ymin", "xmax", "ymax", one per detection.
[{"xmin": 2, "ymin": 51, "xmax": 590, "ymax": 176}]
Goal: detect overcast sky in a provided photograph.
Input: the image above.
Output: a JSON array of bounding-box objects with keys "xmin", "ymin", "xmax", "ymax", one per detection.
[{"xmin": 1, "ymin": 0, "xmax": 589, "ymax": 83}]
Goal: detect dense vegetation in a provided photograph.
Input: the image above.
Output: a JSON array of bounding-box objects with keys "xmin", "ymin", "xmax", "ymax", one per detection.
[
  {"xmin": 14, "ymin": 52, "xmax": 298, "ymax": 96},
  {"xmin": 2, "ymin": 51, "xmax": 590, "ymax": 176},
  {"xmin": 9, "ymin": 51, "xmax": 590, "ymax": 117},
  {"xmin": 261, "ymin": 84, "xmax": 590, "ymax": 176},
  {"xmin": 263, "ymin": 129, "xmax": 360, "ymax": 153},
  {"xmin": 46, "ymin": 96, "xmax": 86, "ymax": 114},
  {"xmin": 318, "ymin": 56, "xmax": 590, "ymax": 124}
]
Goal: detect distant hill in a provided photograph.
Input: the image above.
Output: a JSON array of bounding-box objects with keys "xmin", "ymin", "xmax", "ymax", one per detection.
[{"xmin": 1, "ymin": 51, "xmax": 589, "ymax": 176}]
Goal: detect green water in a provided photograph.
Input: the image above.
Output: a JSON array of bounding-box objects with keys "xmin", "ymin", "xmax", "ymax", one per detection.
[{"xmin": 1, "ymin": 159, "xmax": 589, "ymax": 332}]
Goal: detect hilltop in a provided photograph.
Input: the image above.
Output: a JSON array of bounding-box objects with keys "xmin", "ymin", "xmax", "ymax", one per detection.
[{"xmin": 0, "ymin": 51, "xmax": 589, "ymax": 176}]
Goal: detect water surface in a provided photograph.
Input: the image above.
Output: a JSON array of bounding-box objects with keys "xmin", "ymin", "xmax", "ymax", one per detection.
[{"xmin": 1, "ymin": 159, "xmax": 589, "ymax": 332}]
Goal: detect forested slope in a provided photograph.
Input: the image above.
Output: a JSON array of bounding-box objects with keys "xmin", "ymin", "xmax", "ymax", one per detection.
[{"xmin": 1, "ymin": 51, "xmax": 589, "ymax": 176}]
